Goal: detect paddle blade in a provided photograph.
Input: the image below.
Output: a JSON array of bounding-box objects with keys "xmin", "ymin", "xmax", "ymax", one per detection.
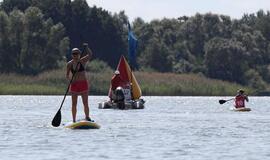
[
  {"xmin": 51, "ymin": 110, "xmax": 61, "ymax": 127},
  {"xmin": 219, "ymin": 100, "xmax": 227, "ymax": 104}
]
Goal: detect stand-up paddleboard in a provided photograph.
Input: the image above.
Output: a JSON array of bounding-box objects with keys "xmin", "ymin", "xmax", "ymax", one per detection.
[
  {"xmin": 65, "ymin": 120, "xmax": 100, "ymax": 129},
  {"xmin": 232, "ymin": 107, "xmax": 251, "ymax": 112}
]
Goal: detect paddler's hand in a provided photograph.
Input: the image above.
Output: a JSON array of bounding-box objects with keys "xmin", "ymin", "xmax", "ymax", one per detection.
[{"xmin": 83, "ymin": 42, "xmax": 93, "ymax": 57}]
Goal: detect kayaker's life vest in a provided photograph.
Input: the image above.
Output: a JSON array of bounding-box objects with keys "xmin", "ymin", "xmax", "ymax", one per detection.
[{"xmin": 234, "ymin": 95, "xmax": 247, "ymax": 108}]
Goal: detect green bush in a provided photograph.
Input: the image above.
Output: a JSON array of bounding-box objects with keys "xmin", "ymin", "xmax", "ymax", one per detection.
[
  {"xmin": 244, "ymin": 69, "xmax": 267, "ymax": 90},
  {"xmin": 86, "ymin": 59, "xmax": 113, "ymax": 73}
]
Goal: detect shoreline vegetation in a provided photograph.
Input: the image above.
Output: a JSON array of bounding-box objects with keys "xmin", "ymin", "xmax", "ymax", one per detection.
[
  {"xmin": 0, "ymin": 1, "xmax": 270, "ymax": 97},
  {"xmin": 0, "ymin": 68, "xmax": 255, "ymax": 96}
]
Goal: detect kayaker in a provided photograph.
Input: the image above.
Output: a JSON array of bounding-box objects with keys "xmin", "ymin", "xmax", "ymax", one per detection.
[
  {"xmin": 234, "ymin": 89, "xmax": 249, "ymax": 108},
  {"xmin": 66, "ymin": 43, "xmax": 93, "ymax": 122},
  {"xmin": 109, "ymin": 70, "xmax": 131, "ymax": 102}
]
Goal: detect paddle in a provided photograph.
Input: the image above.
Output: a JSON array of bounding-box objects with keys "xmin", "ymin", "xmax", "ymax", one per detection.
[
  {"xmin": 51, "ymin": 45, "xmax": 86, "ymax": 127},
  {"xmin": 219, "ymin": 98, "xmax": 234, "ymax": 104}
]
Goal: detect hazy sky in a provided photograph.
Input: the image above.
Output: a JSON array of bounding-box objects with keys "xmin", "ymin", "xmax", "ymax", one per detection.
[{"xmin": 87, "ymin": 0, "xmax": 270, "ymax": 22}]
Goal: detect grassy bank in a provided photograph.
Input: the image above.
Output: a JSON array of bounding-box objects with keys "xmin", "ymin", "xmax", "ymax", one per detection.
[{"xmin": 0, "ymin": 69, "xmax": 253, "ymax": 96}]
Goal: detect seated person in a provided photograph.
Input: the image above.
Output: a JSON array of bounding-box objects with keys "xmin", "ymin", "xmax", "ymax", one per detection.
[
  {"xmin": 234, "ymin": 89, "xmax": 249, "ymax": 108},
  {"xmin": 109, "ymin": 70, "xmax": 131, "ymax": 102}
]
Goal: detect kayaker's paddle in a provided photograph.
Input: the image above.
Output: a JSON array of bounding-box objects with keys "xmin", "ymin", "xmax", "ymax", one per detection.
[
  {"xmin": 219, "ymin": 98, "xmax": 234, "ymax": 104},
  {"xmin": 51, "ymin": 45, "xmax": 86, "ymax": 127}
]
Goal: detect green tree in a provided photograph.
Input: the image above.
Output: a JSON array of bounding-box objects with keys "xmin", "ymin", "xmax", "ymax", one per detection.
[
  {"xmin": 0, "ymin": 0, "xmax": 31, "ymax": 12},
  {"xmin": 0, "ymin": 7, "xmax": 69, "ymax": 74},
  {"xmin": 204, "ymin": 37, "xmax": 247, "ymax": 83},
  {"xmin": 7, "ymin": 9, "xmax": 24, "ymax": 72},
  {"xmin": 244, "ymin": 69, "xmax": 266, "ymax": 90},
  {"xmin": 0, "ymin": 11, "xmax": 10, "ymax": 71},
  {"xmin": 139, "ymin": 37, "xmax": 172, "ymax": 72}
]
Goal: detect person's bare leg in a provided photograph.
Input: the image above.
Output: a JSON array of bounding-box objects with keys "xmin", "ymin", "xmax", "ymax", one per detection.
[
  {"xmin": 81, "ymin": 92, "xmax": 90, "ymax": 120},
  {"xmin": 72, "ymin": 94, "xmax": 78, "ymax": 122}
]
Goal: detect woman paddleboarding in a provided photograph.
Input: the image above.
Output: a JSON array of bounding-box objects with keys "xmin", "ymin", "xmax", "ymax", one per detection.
[{"xmin": 66, "ymin": 43, "xmax": 93, "ymax": 122}]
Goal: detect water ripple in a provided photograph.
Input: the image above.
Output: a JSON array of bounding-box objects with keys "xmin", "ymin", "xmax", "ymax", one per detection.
[{"xmin": 0, "ymin": 96, "xmax": 269, "ymax": 160}]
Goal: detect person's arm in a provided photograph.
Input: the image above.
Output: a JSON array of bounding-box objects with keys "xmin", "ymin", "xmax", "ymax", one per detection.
[
  {"xmin": 66, "ymin": 62, "xmax": 71, "ymax": 80},
  {"xmin": 245, "ymin": 95, "xmax": 249, "ymax": 102},
  {"xmin": 111, "ymin": 75, "xmax": 117, "ymax": 90},
  {"xmin": 80, "ymin": 43, "xmax": 93, "ymax": 63}
]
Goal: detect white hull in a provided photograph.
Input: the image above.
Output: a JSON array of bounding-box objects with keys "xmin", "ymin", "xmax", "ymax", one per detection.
[{"xmin": 98, "ymin": 99, "xmax": 145, "ymax": 110}]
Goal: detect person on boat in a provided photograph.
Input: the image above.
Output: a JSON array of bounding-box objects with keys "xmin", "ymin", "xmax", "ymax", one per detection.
[
  {"xmin": 234, "ymin": 89, "xmax": 249, "ymax": 108},
  {"xmin": 109, "ymin": 70, "xmax": 132, "ymax": 102},
  {"xmin": 66, "ymin": 43, "xmax": 93, "ymax": 122}
]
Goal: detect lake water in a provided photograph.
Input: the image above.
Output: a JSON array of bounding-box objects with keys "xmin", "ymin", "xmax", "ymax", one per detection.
[{"xmin": 0, "ymin": 96, "xmax": 270, "ymax": 160}]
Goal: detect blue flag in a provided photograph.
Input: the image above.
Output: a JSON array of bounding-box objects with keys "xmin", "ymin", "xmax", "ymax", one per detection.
[{"xmin": 128, "ymin": 22, "xmax": 138, "ymax": 69}]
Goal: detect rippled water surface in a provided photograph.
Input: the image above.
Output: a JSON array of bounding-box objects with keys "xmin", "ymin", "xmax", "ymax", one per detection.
[{"xmin": 1, "ymin": 96, "xmax": 270, "ymax": 160}]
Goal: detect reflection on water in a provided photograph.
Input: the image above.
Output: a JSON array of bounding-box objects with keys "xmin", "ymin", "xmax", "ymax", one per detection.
[{"xmin": 0, "ymin": 96, "xmax": 270, "ymax": 160}]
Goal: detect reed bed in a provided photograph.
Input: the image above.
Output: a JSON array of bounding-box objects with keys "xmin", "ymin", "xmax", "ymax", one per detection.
[
  {"xmin": 135, "ymin": 72, "xmax": 252, "ymax": 96},
  {"xmin": 0, "ymin": 69, "xmax": 252, "ymax": 96}
]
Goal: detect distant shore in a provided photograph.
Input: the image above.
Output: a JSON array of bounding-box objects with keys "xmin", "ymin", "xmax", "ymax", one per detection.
[{"xmin": 0, "ymin": 69, "xmax": 254, "ymax": 96}]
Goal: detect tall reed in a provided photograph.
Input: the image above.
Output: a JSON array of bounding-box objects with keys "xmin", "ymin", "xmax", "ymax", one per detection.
[{"xmin": 0, "ymin": 69, "xmax": 253, "ymax": 96}]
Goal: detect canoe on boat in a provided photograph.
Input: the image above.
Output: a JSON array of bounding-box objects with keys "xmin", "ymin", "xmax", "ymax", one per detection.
[{"xmin": 65, "ymin": 120, "xmax": 100, "ymax": 129}]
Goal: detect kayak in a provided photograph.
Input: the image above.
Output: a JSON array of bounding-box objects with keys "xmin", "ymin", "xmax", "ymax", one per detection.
[
  {"xmin": 65, "ymin": 120, "xmax": 100, "ymax": 129},
  {"xmin": 232, "ymin": 107, "xmax": 251, "ymax": 112}
]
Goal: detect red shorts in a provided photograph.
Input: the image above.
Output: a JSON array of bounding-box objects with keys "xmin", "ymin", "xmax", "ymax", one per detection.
[{"xmin": 70, "ymin": 80, "xmax": 89, "ymax": 94}]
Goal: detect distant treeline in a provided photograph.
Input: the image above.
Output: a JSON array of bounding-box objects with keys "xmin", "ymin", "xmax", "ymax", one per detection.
[{"xmin": 1, "ymin": 0, "xmax": 270, "ymax": 91}]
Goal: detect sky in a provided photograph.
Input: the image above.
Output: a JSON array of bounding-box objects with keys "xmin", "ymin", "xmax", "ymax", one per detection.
[{"xmin": 87, "ymin": 0, "xmax": 270, "ymax": 22}]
